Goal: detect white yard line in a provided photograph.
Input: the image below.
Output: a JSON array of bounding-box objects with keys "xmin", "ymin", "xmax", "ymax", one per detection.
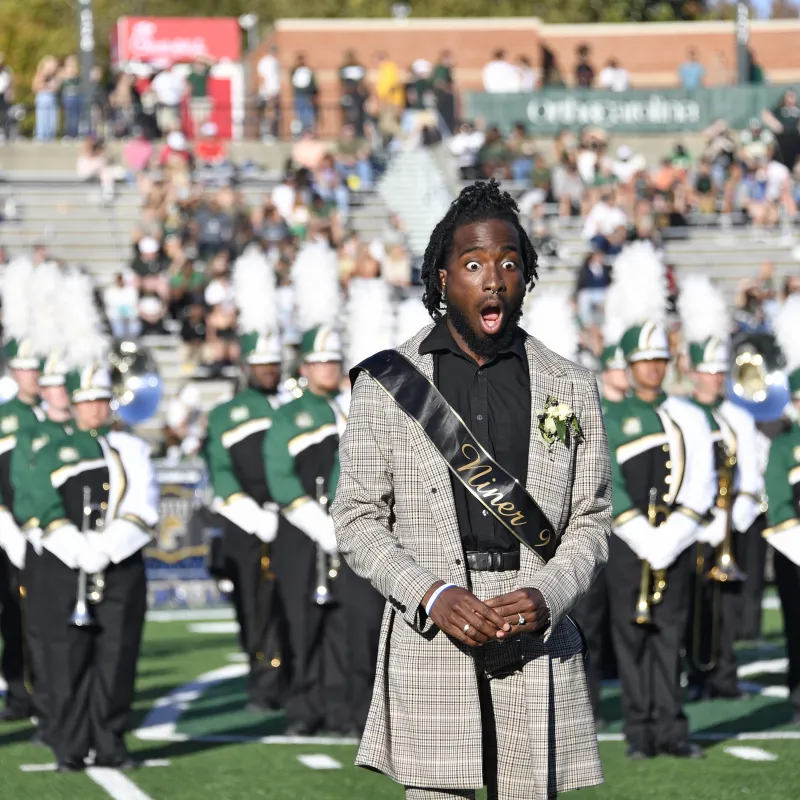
[
  {"xmin": 723, "ymin": 746, "xmax": 778, "ymax": 761},
  {"xmin": 598, "ymin": 731, "xmax": 800, "ymax": 742},
  {"xmin": 86, "ymin": 767, "xmax": 155, "ymax": 800},
  {"xmin": 297, "ymin": 754, "xmax": 343, "ymax": 769},
  {"xmin": 739, "ymin": 658, "xmax": 789, "ymax": 678},
  {"xmin": 187, "ymin": 622, "xmax": 240, "ymax": 634},
  {"xmin": 20, "ymin": 760, "xmax": 170, "ymax": 773},
  {"xmin": 146, "ymin": 608, "xmax": 234, "ymax": 623}
]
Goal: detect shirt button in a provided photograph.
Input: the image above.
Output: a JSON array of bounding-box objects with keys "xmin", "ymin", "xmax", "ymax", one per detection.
[
  {"xmin": 482, "ymin": 510, "xmax": 488, "ymax": 516},
  {"xmin": 665, "ymin": 461, "xmax": 672, "ymax": 469},
  {"xmin": 103, "ymin": 482, "xmax": 110, "ymax": 491},
  {"xmin": 100, "ymin": 502, "xmax": 108, "ymax": 510},
  {"xmin": 664, "ymin": 476, "xmax": 672, "ymax": 485},
  {"xmin": 477, "ymin": 414, "xmax": 483, "ymax": 421},
  {"xmin": 662, "ymin": 445, "xmax": 669, "ymax": 452}
]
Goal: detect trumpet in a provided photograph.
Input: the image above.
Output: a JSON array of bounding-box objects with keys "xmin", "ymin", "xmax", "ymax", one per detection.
[
  {"xmin": 634, "ymin": 488, "xmax": 669, "ymax": 626},
  {"xmin": 312, "ymin": 476, "xmax": 340, "ymax": 606},
  {"xmin": 692, "ymin": 451, "xmax": 746, "ymax": 672},
  {"xmin": 69, "ymin": 486, "xmax": 106, "ymax": 628}
]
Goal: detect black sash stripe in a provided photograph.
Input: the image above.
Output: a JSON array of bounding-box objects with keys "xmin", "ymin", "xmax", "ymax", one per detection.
[{"xmin": 352, "ymin": 350, "xmax": 558, "ymax": 564}]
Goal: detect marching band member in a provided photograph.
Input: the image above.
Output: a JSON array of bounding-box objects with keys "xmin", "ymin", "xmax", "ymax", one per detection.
[
  {"xmin": 16, "ymin": 293, "xmax": 156, "ymax": 771},
  {"xmin": 678, "ymin": 276, "xmax": 764, "ymax": 700},
  {"xmin": 204, "ymin": 247, "xmax": 289, "ymax": 713},
  {"xmin": 764, "ymin": 296, "xmax": 800, "ymax": 724},
  {"xmin": 604, "ymin": 243, "xmax": 715, "ymax": 760},
  {"xmin": 0, "ymin": 257, "xmax": 41, "ymax": 722}
]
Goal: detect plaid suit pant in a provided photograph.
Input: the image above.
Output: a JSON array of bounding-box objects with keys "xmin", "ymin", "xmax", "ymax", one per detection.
[{"xmin": 404, "ymin": 570, "xmax": 540, "ymax": 800}]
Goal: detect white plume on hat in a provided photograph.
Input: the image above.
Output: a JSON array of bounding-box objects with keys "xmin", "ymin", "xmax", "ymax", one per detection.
[
  {"xmin": 29, "ymin": 260, "xmax": 66, "ymax": 360},
  {"xmin": 233, "ymin": 245, "xmax": 278, "ymax": 336},
  {"xmin": 291, "ymin": 241, "xmax": 341, "ymax": 332},
  {"xmin": 522, "ymin": 289, "xmax": 578, "ymax": 363},
  {"xmin": 677, "ymin": 274, "xmax": 730, "ymax": 345},
  {"xmin": 395, "ymin": 295, "xmax": 432, "ymax": 344},
  {"xmin": 58, "ymin": 268, "xmax": 110, "ymax": 370},
  {"xmin": 344, "ymin": 278, "xmax": 395, "ymax": 370},
  {"xmin": 0, "ymin": 256, "xmax": 36, "ymax": 343},
  {"xmin": 602, "ymin": 241, "xmax": 668, "ymax": 346},
  {"xmin": 774, "ymin": 295, "xmax": 800, "ymax": 374}
]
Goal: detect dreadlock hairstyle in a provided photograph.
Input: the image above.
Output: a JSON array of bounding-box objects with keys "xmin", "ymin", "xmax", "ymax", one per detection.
[{"xmin": 420, "ymin": 179, "xmax": 539, "ymax": 320}]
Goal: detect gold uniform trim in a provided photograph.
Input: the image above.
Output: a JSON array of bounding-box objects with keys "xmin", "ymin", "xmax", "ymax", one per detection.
[
  {"xmin": 121, "ymin": 513, "xmax": 155, "ymax": 534},
  {"xmin": 614, "ymin": 508, "xmax": 643, "ymax": 527},
  {"xmin": 616, "ymin": 433, "xmax": 669, "ymax": 465},
  {"xmin": 284, "ymin": 495, "xmax": 311, "ymax": 513},
  {"xmin": 676, "ymin": 506, "xmax": 703, "ymax": 523},
  {"xmin": 789, "ymin": 465, "xmax": 800, "ymax": 486},
  {"xmin": 288, "ymin": 423, "xmax": 338, "ymax": 457},
  {"xmin": 763, "ymin": 517, "xmax": 800, "ymax": 537},
  {"xmin": 21, "ymin": 518, "xmax": 40, "ymax": 532},
  {"xmin": 44, "ymin": 518, "xmax": 71, "ymax": 536},
  {"xmin": 222, "ymin": 492, "xmax": 248, "ymax": 506}
]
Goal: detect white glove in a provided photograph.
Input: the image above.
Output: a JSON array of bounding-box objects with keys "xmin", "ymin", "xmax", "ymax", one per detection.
[
  {"xmin": 0, "ymin": 511, "xmax": 26, "ymax": 569},
  {"xmin": 661, "ymin": 511, "xmax": 699, "ymax": 554},
  {"xmin": 613, "ymin": 515, "xmax": 654, "ymax": 561},
  {"xmin": 697, "ymin": 509, "xmax": 726, "ymax": 547},
  {"xmin": 284, "ymin": 499, "xmax": 338, "ymax": 555},
  {"xmin": 647, "ymin": 537, "xmax": 680, "ymax": 571},
  {"xmin": 42, "ymin": 523, "xmax": 87, "ymax": 569},
  {"xmin": 253, "ymin": 505, "xmax": 279, "ymax": 544},
  {"xmin": 732, "ymin": 495, "xmax": 761, "ymax": 534},
  {"xmin": 80, "ymin": 532, "xmax": 111, "ymax": 575}
]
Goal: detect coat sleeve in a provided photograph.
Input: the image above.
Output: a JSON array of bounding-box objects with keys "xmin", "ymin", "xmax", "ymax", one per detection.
[
  {"xmin": 331, "ymin": 372, "xmax": 440, "ymax": 634},
  {"xmin": 765, "ymin": 437, "xmax": 797, "ymax": 531},
  {"xmin": 204, "ymin": 405, "xmax": 244, "ymax": 502},
  {"xmin": 528, "ymin": 374, "xmax": 611, "ymax": 638}
]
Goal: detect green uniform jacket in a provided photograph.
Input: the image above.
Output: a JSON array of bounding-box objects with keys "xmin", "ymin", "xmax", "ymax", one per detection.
[
  {"xmin": 764, "ymin": 421, "xmax": 800, "ymax": 534},
  {"xmin": 205, "ymin": 387, "xmax": 282, "ymax": 507},
  {"xmin": 264, "ymin": 390, "xmax": 345, "ymax": 512},
  {"xmin": 0, "ymin": 397, "xmax": 41, "ymax": 515},
  {"xmin": 11, "ymin": 416, "xmax": 73, "ymax": 530}
]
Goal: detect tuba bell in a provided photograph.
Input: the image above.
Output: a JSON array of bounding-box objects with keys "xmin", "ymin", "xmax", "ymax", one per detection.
[
  {"xmin": 109, "ymin": 339, "xmax": 164, "ymax": 426},
  {"xmin": 727, "ymin": 332, "xmax": 790, "ymax": 423}
]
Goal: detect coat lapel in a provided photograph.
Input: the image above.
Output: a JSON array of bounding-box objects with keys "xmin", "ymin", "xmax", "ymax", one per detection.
[
  {"xmin": 521, "ymin": 336, "xmax": 575, "ymax": 576},
  {"xmin": 397, "ymin": 329, "xmax": 467, "ymax": 577}
]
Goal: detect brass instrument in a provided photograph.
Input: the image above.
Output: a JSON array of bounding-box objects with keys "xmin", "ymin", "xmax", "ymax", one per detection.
[
  {"xmin": 707, "ymin": 453, "xmax": 747, "ymax": 584},
  {"xmin": 691, "ymin": 451, "xmax": 746, "ymax": 672},
  {"xmin": 312, "ymin": 476, "xmax": 340, "ymax": 606},
  {"xmin": 728, "ymin": 332, "xmax": 790, "ymax": 423},
  {"xmin": 69, "ymin": 486, "xmax": 106, "ymax": 628},
  {"xmin": 634, "ymin": 488, "xmax": 669, "ymax": 626}
]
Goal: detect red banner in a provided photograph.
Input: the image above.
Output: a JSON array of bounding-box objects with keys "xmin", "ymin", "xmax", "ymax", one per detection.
[{"xmin": 115, "ymin": 17, "xmax": 241, "ymax": 66}]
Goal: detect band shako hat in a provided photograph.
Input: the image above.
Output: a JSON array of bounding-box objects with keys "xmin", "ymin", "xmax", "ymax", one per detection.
[
  {"xmin": 677, "ymin": 274, "xmax": 730, "ymax": 374},
  {"xmin": 300, "ymin": 326, "xmax": 343, "ymax": 363},
  {"xmin": 1, "ymin": 257, "xmax": 39, "ymax": 370},
  {"xmin": 775, "ymin": 295, "xmax": 800, "ymax": 399}
]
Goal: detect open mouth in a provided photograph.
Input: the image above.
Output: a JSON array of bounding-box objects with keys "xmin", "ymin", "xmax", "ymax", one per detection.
[{"xmin": 479, "ymin": 302, "xmax": 504, "ymax": 335}]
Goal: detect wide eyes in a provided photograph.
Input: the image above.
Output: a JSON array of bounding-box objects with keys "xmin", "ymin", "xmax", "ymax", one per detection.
[{"xmin": 465, "ymin": 259, "xmax": 518, "ymax": 271}]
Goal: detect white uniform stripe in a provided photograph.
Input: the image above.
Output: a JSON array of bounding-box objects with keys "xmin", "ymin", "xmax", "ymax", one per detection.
[
  {"xmin": 221, "ymin": 418, "xmax": 272, "ymax": 449},
  {"xmin": 288, "ymin": 423, "xmax": 338, "ymax": 457},
  {"xmin": 86, "ymin": 767, "xmax": 155, "ymax": 800}
]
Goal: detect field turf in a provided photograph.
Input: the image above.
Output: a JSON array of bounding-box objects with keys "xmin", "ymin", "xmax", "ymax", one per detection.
[{"xmin": 0, "ymin": 606, "xmax": 794, "ymax": 799}]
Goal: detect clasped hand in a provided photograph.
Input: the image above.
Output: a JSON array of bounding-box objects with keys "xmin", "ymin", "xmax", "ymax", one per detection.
[{"xmin": 425, "ymin": 584, "xmax": 549, "ymax": 648}]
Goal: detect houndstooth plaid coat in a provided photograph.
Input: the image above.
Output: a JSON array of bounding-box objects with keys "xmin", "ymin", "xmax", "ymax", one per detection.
[{"xmin": 331, "ymin": 325, "xmax": 611, "ymax": 798}]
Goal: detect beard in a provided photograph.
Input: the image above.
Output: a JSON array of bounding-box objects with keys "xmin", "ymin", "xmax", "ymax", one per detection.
[{"xmin": 447, "ymin": 301, "xmax": 523, "ymax": 361}]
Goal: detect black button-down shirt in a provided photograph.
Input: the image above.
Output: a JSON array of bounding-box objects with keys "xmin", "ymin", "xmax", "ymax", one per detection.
[{"xmin": 420, "ymin": 316, "xmax": 531, "ymax": 554}]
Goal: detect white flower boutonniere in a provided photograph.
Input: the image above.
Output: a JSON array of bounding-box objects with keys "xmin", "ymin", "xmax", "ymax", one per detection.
[{"xmin": 535, "ymin": 396, "xmax": 583, "ymax": 448}]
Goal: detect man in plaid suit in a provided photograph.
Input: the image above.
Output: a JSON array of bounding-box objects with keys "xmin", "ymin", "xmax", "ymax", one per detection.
[{"xmin": 331, "ymin": 181, "xmax": 610, "ymax": 799}]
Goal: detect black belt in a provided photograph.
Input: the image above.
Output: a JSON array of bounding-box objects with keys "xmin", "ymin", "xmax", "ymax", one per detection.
[{"xmin": 465, "ymin": 550, "xmax": 520, "ymax": 572}]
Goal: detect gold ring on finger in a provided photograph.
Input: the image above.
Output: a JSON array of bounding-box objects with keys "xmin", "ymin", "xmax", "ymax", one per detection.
[{"xmin": 463, "ymin": 623, "xmax": 471, "ymax": 634}]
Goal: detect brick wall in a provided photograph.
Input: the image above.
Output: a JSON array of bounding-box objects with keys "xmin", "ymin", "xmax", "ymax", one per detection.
[{"xmin": 252, "ymin": 18, "xmax": 800, "ymax": 121}]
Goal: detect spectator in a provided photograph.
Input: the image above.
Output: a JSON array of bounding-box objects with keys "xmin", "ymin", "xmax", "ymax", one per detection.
[
  {"xmin": 186, "ymin": 55, "xmax": 215, "ymax": 135},
  {"xmin": 180, "ymin": 301, "xmax": 208, "ymax": 365},
  {"xmin": 373, "ymin": 51, "xmax": 403, "ymax": 139},
  {"xmin": 766, "ymin": 147, "xmax": 796, "ymax": 218},
  {"xmin": 507, "ymin": 122, "xmax": 537, "ymax": 182},
  {"xmin": 762, "ymin": 89, "xmax": 800, "ymax": 135},
  {"xmin": 123, "ymin": 126, "xmax": 154, "ymax": 175},
  {"xmin": 381, "ymin": 214, "xmax": 412, "ymax": 287},
  {"xmin": 694, "ymin": 158, "xmax": 716, "ymax": 214},
  {"xmin": 678, "ymin": 48, "xmax": 705, "ymax": 90},
  {"xmin": 151, "ymin": 62, "xmax": 184, "ymax": 135},
  {"xmin": 257, "ymin": 45, "xmax": 281, "ymax": 140},
  {"xmin": 314, "ymin": 153, "xmax": 350, "ymax": 221},
  {"xmin": 334, "ymin": 123, "xmax": 373, "ymax": 190},
  {"xmin": 60, "ymin": 55, "xmax": 81, "ymax": 138},
  {"xmin": 32, "ymin": 55, "xmax": 61, "ymax": 141},
  {"xmin": 477, "ymin": 126, "xmax": 510, "ymax": 179},
  {"xmin": 76, "ymin": 136, "xmax": 121, "ymax": 203},
  {"xmin": 482, "ymin": 50, "xmax": 519, "ymax": 93},
  {"xmin": 0, "ymin": 53, "xmax": 14, "ymax": 141},
  {"xmin": 159, "ymin": 131, "xmax": 193, "ymax": 185},
  {"xmin": 449, "ymin": 120, "xmax": 484, "ymax": 180},
  {"xmin": 598, "ymin": 58, "xmax": 629, "ymax": 92},
  {"xmin": 104, "ymin": 273, "xmax": 141, "ymax": 340},
  {"xmin": 552, "ymin": 151, "xmax": 585, "ymax": 217},
  {"xmin": 339, "ymin": 49, "xmax": 368, "ymax": 133},
  {"xmin": 516, "ymin": 55, "xmax": 538, "ymax": 92},
  {"xmin": 740, "ymin": 117, "xmax": 775, "ymax": 163},
  {"xmin": 291, "ymin": 53, "xmax": 318, "ymax": 134},
  {"xmin": 574, "ymin": 44, "xmax": 595, "ymax": 89},
  {"xmin": 195, "ymin": 122, "xmax": 228, "ymax": 167},
  {"xmin": 90, "ymin": 65, "xmax": 110, "ymax": 138},
  {"xmin": 582, "ymin": 187, "xmax": 628, "ymax": 250},
  {"xmin": 137, "ymin": 289, "xmax": 168, "ymax": 335},
  {"xmin": 405, "ymin": 60, "xmax": 435, "ymax": 117},
  {"xmin": 167, "ymin": 238, "xmax": 205, "ymax": 320},
  {"xmin": 575, "ymin": 246, "xmax": 612, "ymax": 328},
  {"xmin": 291, "ymin": 128, "xmax": 327, "ymax": 171},
  {"xmin": 433, "ymin": 51, "xmax": 456, "ymax": 133},
  {"xmin": 611, "ymin": 145, "xmax": 638, "ymax": 185},
  {"xmin": 108, "ymin": 71, "xmax": 141, "ymax": 138},
  {"xmin": 163, "ymin": 385, "xmax": 206, "ymax": 462},
  {"xmin": 270, "ymin": 171, "xmax": 297, "ymax": 220},
  {"xmin": 204, "ymin": 250, "xmax": 238, "ymax": 372},
  {"xmin": 702, "ymin": 120, "xmax": 737, "ymax": 189}
]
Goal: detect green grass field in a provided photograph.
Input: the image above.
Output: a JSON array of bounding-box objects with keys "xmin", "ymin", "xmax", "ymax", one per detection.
[{"xmin": 0, "ymin": 606, "xmax": 795, "ymax": 800}]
